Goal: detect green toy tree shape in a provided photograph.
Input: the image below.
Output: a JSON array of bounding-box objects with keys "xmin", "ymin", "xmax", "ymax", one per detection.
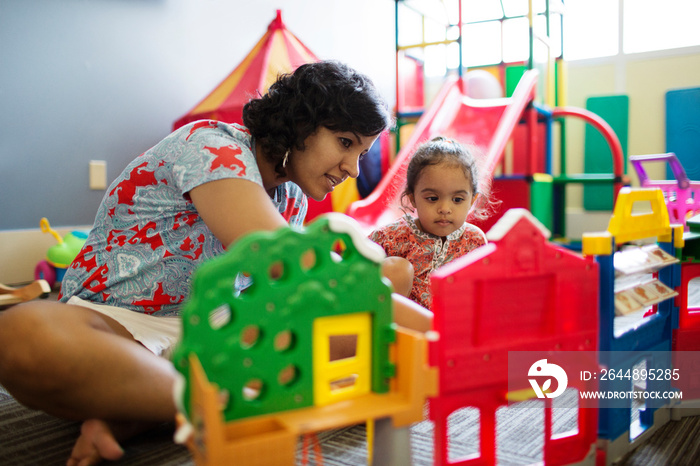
[{"xmin": 172, "ymin": 213, "xmax": 396, "ymax": 423}]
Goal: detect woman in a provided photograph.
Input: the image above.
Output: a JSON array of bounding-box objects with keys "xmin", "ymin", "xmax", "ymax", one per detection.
[{"xmin": 0, "ymin": 61, "xmax": 431, "ymax": 465}]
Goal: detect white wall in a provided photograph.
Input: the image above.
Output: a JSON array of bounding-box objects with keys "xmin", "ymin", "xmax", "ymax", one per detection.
[
  {"xmin": 0, "ymin": 0, "xmax": 396, "ymax": 283},
  {"xmin": 0, "ymin": 0, "xmax": 396, "ymax": 231},
  {"xmin": 564, "ymin": 46, "xmax": 700, "ymax": 215}
]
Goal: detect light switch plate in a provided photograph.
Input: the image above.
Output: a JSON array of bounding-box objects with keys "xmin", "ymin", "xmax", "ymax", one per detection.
[{"xmin": 89, "ymin": 160, "xmax": 107, "ymax": 190}]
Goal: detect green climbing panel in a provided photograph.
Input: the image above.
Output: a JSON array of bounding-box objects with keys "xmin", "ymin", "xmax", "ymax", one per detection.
[
  {"xmin": 583, "ymin": 95, "xmax": 629, "ymax": 211},
  {"xmin": 505, "ymin": 65, "xmax": 527, "ymax": 98}
]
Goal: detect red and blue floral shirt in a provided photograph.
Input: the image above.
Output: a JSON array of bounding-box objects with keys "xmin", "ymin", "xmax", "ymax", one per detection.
[
  {"xmin": 59, "ymin": 120, "xmax": 307, "ymax": 316},
  {"xmin": 369, "ymin": 214, "xmax": 486, "ymax": 309}
]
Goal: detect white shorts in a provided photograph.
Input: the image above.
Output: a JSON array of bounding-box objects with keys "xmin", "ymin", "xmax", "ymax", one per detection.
[{"xmin": 66, "ymin": 296, "xmax": 181, "ymax": 359}]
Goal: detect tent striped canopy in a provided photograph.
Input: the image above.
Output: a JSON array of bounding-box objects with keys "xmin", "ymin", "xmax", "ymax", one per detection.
[{"xmin": 173, "ymin": 10, "xmax": 318, "ymax": 130}]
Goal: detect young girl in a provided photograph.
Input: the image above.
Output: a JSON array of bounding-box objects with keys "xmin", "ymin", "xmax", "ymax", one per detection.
[
  {"xmin": 0, "ymin": 61, "xmax": 431, "ymax": 466},
  {"xmin": 370, "ymin": 136, "xmax": 488, "ymax": 309}
]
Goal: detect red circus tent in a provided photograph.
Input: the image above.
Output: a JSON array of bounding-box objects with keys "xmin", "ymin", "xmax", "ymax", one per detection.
[{"xmin": 173, "ymin": 10, "xmax": 318, "ymax": 130}]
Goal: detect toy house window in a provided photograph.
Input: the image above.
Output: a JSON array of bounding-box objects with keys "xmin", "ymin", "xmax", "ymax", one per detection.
[
  {"xmin": 688, "ymin": 277, "xmax": 700, "ymax": 310},
  {"xmin": 552, "ymin": 387, "xmax": 580, "ymax": 439},
  {"xmin": 233, "ymin": 271, "xmax": 254, "ymax": 297},
  {"xmin": 496, "ymin": 400, "xmax": 544, "ymax": 463},
  {"xmin": 447, "ymin": 407, "xmax": 480, "ymax": 461},
  {"xmin": 312, "ymin": 313, "xmax": 372, "ymax": 406},
  {"xmin": 629, "ymin": 358, "xmax": 649, "ymax": 440}
]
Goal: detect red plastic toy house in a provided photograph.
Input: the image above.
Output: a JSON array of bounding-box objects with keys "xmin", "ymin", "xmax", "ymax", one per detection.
[
  {"xmin": 673, "ymin": 214, "xmax": 700, "ymax": 405},
  {"xmin": 429, "ymin": 209, "xmax": 599, "ymax": 465},
  {"xmin": 674, "ymin": 213, "xmax": 700, "ymax": 351}
]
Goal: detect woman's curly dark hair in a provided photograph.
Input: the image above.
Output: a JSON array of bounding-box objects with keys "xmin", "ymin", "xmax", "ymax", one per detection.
[{"xmin": 243, "ymin": 60, "xmax": 392, "ymax": 176}]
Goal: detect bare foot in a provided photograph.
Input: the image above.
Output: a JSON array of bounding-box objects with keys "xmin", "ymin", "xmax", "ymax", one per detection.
[{"xmin": 66, "ymin": 419, "xmax": 125, "ymax": 466}]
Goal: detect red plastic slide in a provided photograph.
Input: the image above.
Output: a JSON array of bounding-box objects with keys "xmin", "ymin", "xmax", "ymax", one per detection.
[{"xmin": 347, "ymin": 70, "xmax": 539, "ymax": 231}]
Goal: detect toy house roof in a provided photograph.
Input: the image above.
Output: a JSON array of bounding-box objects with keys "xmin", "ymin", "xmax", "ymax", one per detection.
[{"xmin": 486, "ymin": 208, "xmax": 551, "ymax": 242}]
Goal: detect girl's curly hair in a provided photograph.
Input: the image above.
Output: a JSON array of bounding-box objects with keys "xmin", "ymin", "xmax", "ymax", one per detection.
[
  {"xmin": 401, "ymin": 136, "xmax": 494, "ymax": 222},
  {"xmin": 243, "ymin": 60, "xmax": 393, "ymax": 176}
]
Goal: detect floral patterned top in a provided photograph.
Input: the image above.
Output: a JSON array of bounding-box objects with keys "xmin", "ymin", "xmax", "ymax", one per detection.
[
  {"xmin": 369, "ymin": 214, "xmax": 486, "ymax": 309},
  {"xmin": 59, "ymin": 120, "xmax": 307, "ymax": 316}
]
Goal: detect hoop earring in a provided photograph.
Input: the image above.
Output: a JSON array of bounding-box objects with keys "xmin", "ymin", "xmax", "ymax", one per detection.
[{"xmin": 282, "ymin": 150, "xmax": 290, "ymax": 169}]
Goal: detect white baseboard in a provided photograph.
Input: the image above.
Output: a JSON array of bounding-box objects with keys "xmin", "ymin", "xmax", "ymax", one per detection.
[{"xmin": 0, "ymin": 225, "xmax": 92, "ymax": 285}]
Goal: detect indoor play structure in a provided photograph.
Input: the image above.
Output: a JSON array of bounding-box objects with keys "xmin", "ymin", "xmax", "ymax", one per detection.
[
  {"xmin": 347, "ymin": 0, "xmax": 625, "ymax": 239},
  {"xmin": 429, "ymin": 207, "xmax": 599, "ymax": 465},
  {"xmin": 630, "ymin": 154, "xmax": 700, "ymax": 415},
  {"xmin": 169, "ymin": 4, "xmax": 625, "ymax": 239},
  {"xmin": 582, "ymin": 188, "xmax": 685, "ymax": 464},
  {"xmin": 171, "ymin": 186, "xmax": 696, "ymax": 465},
  {"xmin": 390, "ymin": 0, "xmax": 565, "ymax": 149},
  {"xmin": 33, "ymin": 217, "xmax": 87, "ymax": 289},
  {"xmin": 165, "ymin": 2, "xmax": 698, "ymax": 464},
  {"xmin": 346, "ymin": 65, "xmax": 624, "ymax": 237}
]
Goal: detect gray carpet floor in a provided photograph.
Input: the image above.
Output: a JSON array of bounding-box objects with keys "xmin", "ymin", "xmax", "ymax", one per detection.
[
  {"xmin": 1, "ymin": 381, "xmax": 699, "ymax": 465},
  {"xmin": 0, "ymin": 386, "xmax": 556, "ymax": 465},
  {"xmin": 1, "ymin": 293, "xmax": 699, "ymax": 465}
]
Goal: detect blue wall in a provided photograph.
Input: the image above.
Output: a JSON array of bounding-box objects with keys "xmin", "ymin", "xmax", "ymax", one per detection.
[{"xmin": 0, "ymin": 0, "xmax": 394, "ymax": 230}]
